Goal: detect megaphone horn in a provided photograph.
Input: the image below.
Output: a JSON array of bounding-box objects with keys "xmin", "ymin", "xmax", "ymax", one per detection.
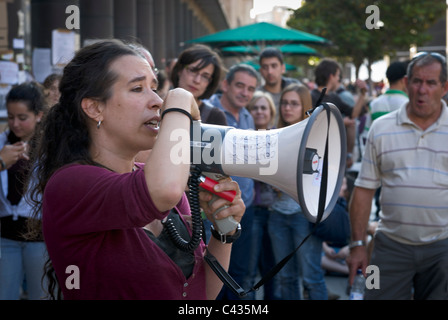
[{"xmin": 189, "ymin": 102, "xmax": 346, "ymax": 223}]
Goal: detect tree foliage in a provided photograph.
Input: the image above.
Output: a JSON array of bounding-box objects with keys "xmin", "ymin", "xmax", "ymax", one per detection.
[{"xmin": 288, "ymin": 0, "xmax": 446, "ymax": 77}]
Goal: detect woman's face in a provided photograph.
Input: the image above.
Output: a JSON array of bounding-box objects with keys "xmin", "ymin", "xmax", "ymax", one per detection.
[
  {"xmin": 248, "ymin": 97, "xmax": 272, "ymax": 130},
  {"xmin": 177, "ymin": 59, "xmax": 214, "ymax": 100},
  {"xmin": 46, "ymin": 79, "xmax": 61, "ymax": 107},
  {"xmin": 7, "ymin": 101, "xmax": 42, "ymax": 142},
  {"xmin": 280, "ymin": 91, "xmax": 304, "ymax": 125},
  {"xmin": 100, "ymin": 54, "xmax": 163, "ymax": 153}
]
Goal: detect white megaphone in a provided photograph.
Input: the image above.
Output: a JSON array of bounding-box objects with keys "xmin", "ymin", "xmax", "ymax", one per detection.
[{"xmin": 190, "ymin": 102, "xmax": 347, "ymax": 229}]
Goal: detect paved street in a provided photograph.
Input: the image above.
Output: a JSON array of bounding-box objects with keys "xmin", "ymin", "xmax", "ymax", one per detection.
[{"xmin": 325, "ymin": 274, "xmax": 349, "ymax": 300}]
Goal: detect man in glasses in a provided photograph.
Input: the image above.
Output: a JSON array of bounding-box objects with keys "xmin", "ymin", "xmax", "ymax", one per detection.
[{"xmin": 348, "ymin": 52, "xmax": 448, "ymax": 300}]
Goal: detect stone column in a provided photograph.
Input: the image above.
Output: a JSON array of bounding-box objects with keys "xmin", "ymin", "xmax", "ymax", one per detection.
[
  {"xmin": 79, "ymin": 0, "xmax": 113, "ymax": 45},
  {"xmin": 114, "ymin": 0, "xmax": 136, "ymax": 41}
]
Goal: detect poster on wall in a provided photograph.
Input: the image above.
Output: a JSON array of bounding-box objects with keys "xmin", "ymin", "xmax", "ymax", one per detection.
[
  {"xmin": 0, "ymin": 60, "xmax": 19, "ymax": 85},
  {"xmin": 51, "ymin": 29, "xmax": 76, "ymax": 66},
  {"xmin": 32, "ymin": 48, "xmax": 53, "ymax": 83}
]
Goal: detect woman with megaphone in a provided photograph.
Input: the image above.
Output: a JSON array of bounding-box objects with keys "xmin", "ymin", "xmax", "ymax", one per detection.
[
  {"xmin": 25, "ymin": 40, "xmax": 245, "ymax": 300},
  {"xmin": 267, "ymin": 83, "xmax": 328, "ymax": 300}
]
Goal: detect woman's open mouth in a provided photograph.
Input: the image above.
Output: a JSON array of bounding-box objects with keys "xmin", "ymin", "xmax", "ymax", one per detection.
[{"xmin": 144, "ymin": 119, "xmax": 160, "ymax": 132}]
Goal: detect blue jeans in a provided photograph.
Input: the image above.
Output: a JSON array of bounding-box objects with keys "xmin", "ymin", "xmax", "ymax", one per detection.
[
  {"xmin": 0, "ymin": 238, "xmax": 48, "ymax": 300},
  {"xmin": 268, "ymin": 210, "xmax": 327, "ymax": 300},
  {"xmin": 243, "ymin": 205, "xmax": 277, "ymax": 300}
]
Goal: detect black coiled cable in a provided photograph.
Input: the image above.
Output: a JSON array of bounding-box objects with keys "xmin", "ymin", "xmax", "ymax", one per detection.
[{"xmin": 162, "ymin": 166, "xmax": 203, "ymax": 253}]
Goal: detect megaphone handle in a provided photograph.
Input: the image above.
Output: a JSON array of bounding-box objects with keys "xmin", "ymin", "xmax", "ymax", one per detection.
[
  {"xmin": 208, "ymin": 195, "xmax": 239, "ymax": 235},
  {"xmin": 198, "ymin": 175, "xmax": 239, "ymax": 234}
]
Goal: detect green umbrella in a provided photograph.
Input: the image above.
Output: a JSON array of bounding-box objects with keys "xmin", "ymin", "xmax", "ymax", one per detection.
[
  {"xmin": 187, "ymin": 22, "xmax": 329, "ymax": 48},
  {"xmin": 220, "ymin": 44, "xmax": 320, "ymax": 57}
]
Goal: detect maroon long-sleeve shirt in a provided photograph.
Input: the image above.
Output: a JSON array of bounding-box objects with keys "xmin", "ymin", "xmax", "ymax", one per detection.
[{"xmin": 42, "ymin": 164, "xmax": 207, "ymax": 300}]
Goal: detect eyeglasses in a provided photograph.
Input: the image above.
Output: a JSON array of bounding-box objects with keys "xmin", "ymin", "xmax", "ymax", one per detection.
[
  {"xmin": 185, "ymin": 66, "xmax": 212, "ymax": 83},
  {"xmin": 411, "ymin": 52, "xmax": 446, "ymax": 64},
  {"xmin": 280, "ymin": 100, "xmax": 301, "ymax": 108}
]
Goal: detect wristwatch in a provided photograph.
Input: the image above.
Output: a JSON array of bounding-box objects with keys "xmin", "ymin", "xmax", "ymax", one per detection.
[
  {"xmin": 210, "ymin": 223, "xmax": 241, "ymax": 244},
  {"xmin": 349, "ymin": 240, "xmax": 366, "ymax": 249}
]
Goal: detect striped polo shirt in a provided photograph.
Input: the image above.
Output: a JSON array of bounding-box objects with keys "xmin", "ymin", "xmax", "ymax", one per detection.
[{"xmin": 355, "ymin": 100, "xmax": 448, "ymax": 245}]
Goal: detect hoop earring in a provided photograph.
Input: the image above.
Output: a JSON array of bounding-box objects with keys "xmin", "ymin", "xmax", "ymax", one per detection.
[{"xmin": 97, "ymin": 120, "xmax": 102, "ymax": 129}]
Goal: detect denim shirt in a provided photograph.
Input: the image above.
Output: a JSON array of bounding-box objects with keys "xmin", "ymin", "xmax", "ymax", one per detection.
[
  {"xmin": 206, "ymin": 94, "xmax": 255, "ymax": 129},
  {"xmin": 205, "ymin": 94, "xmax": 255, "ymax": 206}
]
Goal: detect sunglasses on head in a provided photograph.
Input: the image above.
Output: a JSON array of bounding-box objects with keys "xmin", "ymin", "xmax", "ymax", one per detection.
[{"xmin": 412, "ymin": 51, "xmax": 446, "ymax": 64}]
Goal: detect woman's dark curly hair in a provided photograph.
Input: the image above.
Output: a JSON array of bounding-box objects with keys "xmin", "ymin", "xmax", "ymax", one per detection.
[{"xmin": 27, "ymin": 39, "xmax": 142, "ymax": 299}]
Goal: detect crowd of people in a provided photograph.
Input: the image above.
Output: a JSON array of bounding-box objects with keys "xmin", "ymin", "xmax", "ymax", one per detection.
[{"xmin": 0, "ymin": 39, "xmax": 447, "ymax": 300}]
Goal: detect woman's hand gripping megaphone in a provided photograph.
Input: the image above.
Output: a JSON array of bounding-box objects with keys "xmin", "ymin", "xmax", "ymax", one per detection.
[{"xmin": 198, "ymin": 175, "xmax": 245, "ymax": 235}]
